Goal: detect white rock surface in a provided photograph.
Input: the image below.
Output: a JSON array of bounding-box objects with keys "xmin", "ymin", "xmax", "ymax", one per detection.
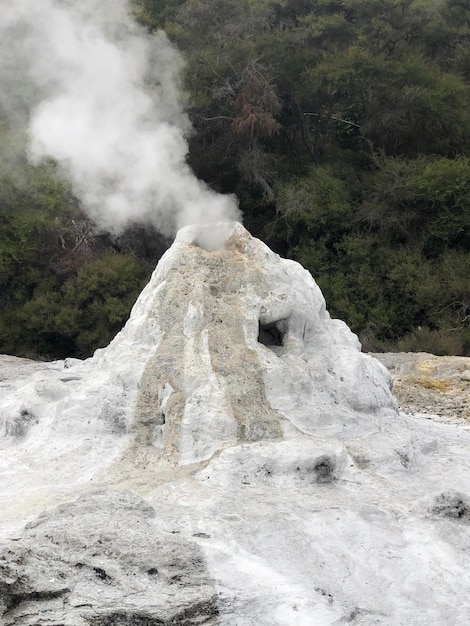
[{"xmin": 1, "ymin": 222, "xmax": 469, "ymax": 625}]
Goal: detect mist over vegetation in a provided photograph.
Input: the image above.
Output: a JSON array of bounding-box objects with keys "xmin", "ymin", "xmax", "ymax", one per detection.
[{"xmin": 1, "ymin": 0, "xmax": 469, "ymax": 358}]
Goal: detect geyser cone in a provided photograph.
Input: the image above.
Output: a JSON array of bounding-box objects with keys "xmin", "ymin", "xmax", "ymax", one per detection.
[
  {"xmin": 97, "ymin": 222, "xmax": 397, "ymax": 465},
  {"xmin": 0, "ymin": 222, "xmax": 396, "ymax": 479}
]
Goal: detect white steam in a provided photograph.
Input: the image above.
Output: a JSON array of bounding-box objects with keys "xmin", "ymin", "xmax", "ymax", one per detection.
[{"xmin": 0, "ymin": 0, "xmax": 240, "ymax": 236}]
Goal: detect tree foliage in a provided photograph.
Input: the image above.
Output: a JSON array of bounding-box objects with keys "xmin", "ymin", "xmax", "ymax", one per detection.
[
  {"xmin": 0, "ymin": 125, "xmax": 163, "ymax": 358},
  {"xmin": 163, "ymin": 0, "xmax": 470, "ymax": 354}
]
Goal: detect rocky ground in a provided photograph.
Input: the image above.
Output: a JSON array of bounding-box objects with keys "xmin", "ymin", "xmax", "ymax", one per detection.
[
  {"xmin": 0, "ymin": 352, "xmax": 470, "ymax": 422},
  {"xmin": 373, "ymin": 352, "xmax": 470, "ymax": 423},
  {"xmin": 1, "ymin": 352, "xmax": 469, "ymax": 424}
]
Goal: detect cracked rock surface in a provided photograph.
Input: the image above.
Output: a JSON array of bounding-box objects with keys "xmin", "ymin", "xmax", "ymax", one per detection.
[{"xmin": 0, "ymin": 491, "xmax": 218, "ymax": 626}]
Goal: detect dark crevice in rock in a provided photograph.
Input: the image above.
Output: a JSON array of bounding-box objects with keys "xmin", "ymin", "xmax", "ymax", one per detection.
[
  {"xmin": 167, "ymin": 597, "xmax": 219, "ymax": 625},
  {"xmin": 87, "ymin": 613, "xmax": 165, "ymax": 625},
  {"xmin": 93, "ymin": 566, "xmax": 112, "ymax": 581},
  {"xmin": 431, "ymin": 491, "xmax": 470, "ymax": 522},
  {"xmin": 85, "ymin": 598, "xmax": 219, "ymax": 625},
  {"xmin": 5, "ymin": 587, "xmax": 70, "ymax": 612},
  {"xmin": 313, "ymin": 456, "xmax": 336, "ymax": 483},
  {"xmin": 258, "ymin": 320, "xmax": 286, "ymax": 350}
]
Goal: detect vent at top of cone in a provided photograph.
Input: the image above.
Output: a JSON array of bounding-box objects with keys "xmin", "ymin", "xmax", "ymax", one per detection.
[{"xmin": 174, "ymin": 221, "xmax": 243, "ymax": 252}]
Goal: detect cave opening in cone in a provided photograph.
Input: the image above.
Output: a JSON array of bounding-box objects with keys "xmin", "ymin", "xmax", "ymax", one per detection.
[{"xmin": 258, "ymin": 320, "xmax": 287, "ymax": 349}]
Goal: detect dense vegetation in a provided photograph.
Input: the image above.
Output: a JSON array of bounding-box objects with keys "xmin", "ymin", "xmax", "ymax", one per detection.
[
  {"xmin": 1, "ymin": 0, "xmax": 469, "ymax": 358},
  {"xmin": 0, "ymin": 130, "xmax": 169, "ymax": 357}
]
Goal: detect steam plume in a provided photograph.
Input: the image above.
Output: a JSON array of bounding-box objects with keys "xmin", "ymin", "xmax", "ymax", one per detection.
[{"xmin": 0, "ymin": 0, "xmax": 241, "ymax": 236}]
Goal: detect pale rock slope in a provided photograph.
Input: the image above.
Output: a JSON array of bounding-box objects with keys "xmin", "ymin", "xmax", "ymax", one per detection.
[{"xmin": 0, "ymin": 222, "xmax": 469, "ymax": 625}]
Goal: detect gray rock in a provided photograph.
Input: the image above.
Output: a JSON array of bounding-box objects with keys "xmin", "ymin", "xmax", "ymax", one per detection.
[
  {"xmin": 430, "ymin": 491, "xmax": 470, "ymax": 522},
  {"xmin": 0, "ymin": 491, "xmax": 218, "ymax": 625}
]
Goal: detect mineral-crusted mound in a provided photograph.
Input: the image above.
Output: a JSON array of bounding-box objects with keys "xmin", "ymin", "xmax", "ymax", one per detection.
[
  {"xmin": 0, "ymin": 222, "xmax": 396, "ymax": 471},
  {"xmin": 2, "ymin": 223, "xmax": 469, "ymax": 625}
]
